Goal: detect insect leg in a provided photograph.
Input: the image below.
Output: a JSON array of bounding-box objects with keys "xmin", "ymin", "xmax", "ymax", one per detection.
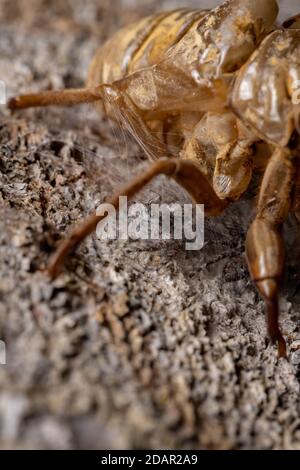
[
  {"xmin": 245, "ymin": 148, "xmax": 295, "ymax": 357},
  {"xmin": 47, "ymin": 158, "xmax": 227, "ymax": 279},
  {"xmin": 182, "ymin": 111, "xmax": 254, "ymax": 200},
  {"xmin": 8, "ymin": 81, "xmax": 179, "ymax": 161},
  {"xmin": 8, "ymin": 87, "xmax": 103, "ymax": 110}
]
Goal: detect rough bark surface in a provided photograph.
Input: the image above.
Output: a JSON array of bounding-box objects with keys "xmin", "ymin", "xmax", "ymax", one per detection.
[{"xmin": 0, "ymin": 0, "xmax": 300, "ymax": 450}]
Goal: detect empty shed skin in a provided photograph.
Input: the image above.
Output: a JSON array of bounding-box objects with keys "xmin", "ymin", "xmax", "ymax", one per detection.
[
  {"xmin": 8, "ymin": 0, "xmax": 300, "ymax": 358},
  {"xmin": 87, "ymin": 9, "xmax": 210, "ymax": 85}
]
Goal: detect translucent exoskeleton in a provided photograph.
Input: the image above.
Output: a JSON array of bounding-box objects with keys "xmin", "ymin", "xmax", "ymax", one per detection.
[{"xmin": 8, "ymin": 0, "xmax": 300, "ymax": 358}]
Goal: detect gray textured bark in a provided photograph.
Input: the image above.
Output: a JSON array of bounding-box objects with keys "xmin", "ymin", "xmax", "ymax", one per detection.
[{"xmin": 0, "ymin": 0, "xmax": 300, "ymax": 450}]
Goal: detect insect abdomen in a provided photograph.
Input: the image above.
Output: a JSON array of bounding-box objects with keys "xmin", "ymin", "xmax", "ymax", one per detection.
[{"xmin": 87, "ymin": 9, "xmax": 209, "ymax": 88}]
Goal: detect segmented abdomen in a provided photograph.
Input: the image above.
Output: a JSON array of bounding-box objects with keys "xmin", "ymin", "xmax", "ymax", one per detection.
[{"xmin": 87, "ymin": 8, "xmax": 209, "ymax": 87}]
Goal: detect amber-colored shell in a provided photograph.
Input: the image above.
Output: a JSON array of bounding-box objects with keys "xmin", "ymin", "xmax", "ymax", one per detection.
[
  {"xmin": 9, "ymin": 0, "xmax": 300, "ymax": 358},
  {"xmin": 87, "ymin": 9, "xmax": 209, "ymax": 87},
  {"xmin": 231, "ymin": 29, "xmax": 300, "ymax": 147}
]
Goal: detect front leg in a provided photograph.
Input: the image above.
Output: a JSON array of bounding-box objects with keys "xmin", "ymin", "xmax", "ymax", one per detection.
[
  {"xmin": 246, "ymin": 148, "xmax": 295, "ymax": 357},
  {"xmin": 182, "ymin": 111, "xmax": 254, "ymax": 201}
]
